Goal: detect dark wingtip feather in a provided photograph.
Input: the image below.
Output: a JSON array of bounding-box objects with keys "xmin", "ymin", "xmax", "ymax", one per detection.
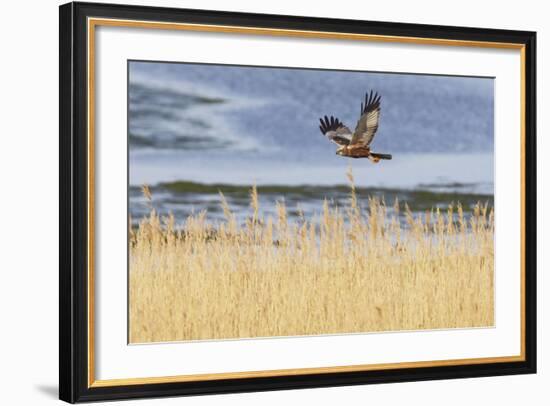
[
  {"xmin": 319, "ymin": 114, "xmax": 344, "ymax": 134},
  {"xmin": 361, "ymin": 89, "xmax": 382, "ymax": 113},
  {"xmin": 319, "ymin": 117, "xmax": 327, "ymax": 134}
]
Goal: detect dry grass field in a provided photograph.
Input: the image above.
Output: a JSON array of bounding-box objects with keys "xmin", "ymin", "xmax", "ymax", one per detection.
[{"xmin": 129, "ymin": 171, "xmax": 494, "ymax": 343}]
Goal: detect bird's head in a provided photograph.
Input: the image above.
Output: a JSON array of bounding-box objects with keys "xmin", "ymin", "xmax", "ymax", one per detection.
[{"xmin": 335, "ymin": 146, "xmax": 345, "ymax": 156}]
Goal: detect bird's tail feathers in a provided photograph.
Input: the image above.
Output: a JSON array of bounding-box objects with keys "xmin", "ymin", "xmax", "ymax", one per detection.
[{"xmin": 370, "ymin": 152, "xmax": 392, "ymax": 160}]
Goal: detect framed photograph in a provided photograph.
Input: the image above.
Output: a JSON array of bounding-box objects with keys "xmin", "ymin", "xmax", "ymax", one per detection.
[{"xmin": 59, "ymin": 1, "xmax": 536, "ymax": 403}]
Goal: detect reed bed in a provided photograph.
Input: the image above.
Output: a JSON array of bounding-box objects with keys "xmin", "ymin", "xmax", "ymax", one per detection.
[{"xmin": 129, "ymin": 172, "xmax": 494, "ymax": 343}]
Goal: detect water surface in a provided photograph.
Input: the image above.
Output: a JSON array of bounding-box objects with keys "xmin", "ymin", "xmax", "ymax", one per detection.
[{"xmin": 129, "ymin": 61, "xmax": 494, "ymax": 224}]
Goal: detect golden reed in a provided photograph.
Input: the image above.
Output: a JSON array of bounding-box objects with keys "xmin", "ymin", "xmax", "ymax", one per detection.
[{"xmin": 129, "ymin": 170, "xmax": 494, "ymax": 343}]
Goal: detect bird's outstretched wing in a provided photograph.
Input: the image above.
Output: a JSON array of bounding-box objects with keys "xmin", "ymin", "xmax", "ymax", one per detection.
[
  {"xmin": 351, "ymin": 91, "xmax": 381, "ymax": 147},
  {"xmin": 319, "ymin": 115, "xmax": 352, "ymax": 146}
]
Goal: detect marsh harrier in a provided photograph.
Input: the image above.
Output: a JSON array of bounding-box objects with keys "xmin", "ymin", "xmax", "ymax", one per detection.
[{"xmin": 319, "ymin": 91, "xmax": 392, "ymax": 162}]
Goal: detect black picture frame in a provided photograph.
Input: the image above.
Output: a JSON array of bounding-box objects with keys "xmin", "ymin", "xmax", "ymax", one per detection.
[{"xmin": 59, "ymin": 1, "xmax": 536, "ymax": 403}]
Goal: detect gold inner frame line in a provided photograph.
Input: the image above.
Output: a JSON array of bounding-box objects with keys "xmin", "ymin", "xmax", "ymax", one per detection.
[{"xmin": 87, "ymin": 17, "xmax": 527, "ymax": 388}]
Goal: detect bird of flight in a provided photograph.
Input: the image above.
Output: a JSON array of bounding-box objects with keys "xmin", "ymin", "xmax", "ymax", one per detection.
[{"xmin": 319, "ymin": 90, "xmax": 392, "ymax": 162}]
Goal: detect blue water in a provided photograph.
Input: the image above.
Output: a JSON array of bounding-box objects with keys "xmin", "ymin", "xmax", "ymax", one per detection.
[{"xmin": 128, "ymin": 61, "xmax": 494, "ymax": 223}]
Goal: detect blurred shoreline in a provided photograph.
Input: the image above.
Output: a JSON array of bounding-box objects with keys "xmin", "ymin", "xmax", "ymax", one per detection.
[
  {"xmin": 130, "ymin": 152, "xmax": 494, "ymax": 193},
  {"xmin": 129, "ymin": 179, "xmax": 493, "ymax": 227}
]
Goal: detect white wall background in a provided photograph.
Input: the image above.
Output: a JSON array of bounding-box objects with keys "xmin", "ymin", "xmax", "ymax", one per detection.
[{"xmin": 0, "ymin": 0, "xmax": 545, "ymax": 404}]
